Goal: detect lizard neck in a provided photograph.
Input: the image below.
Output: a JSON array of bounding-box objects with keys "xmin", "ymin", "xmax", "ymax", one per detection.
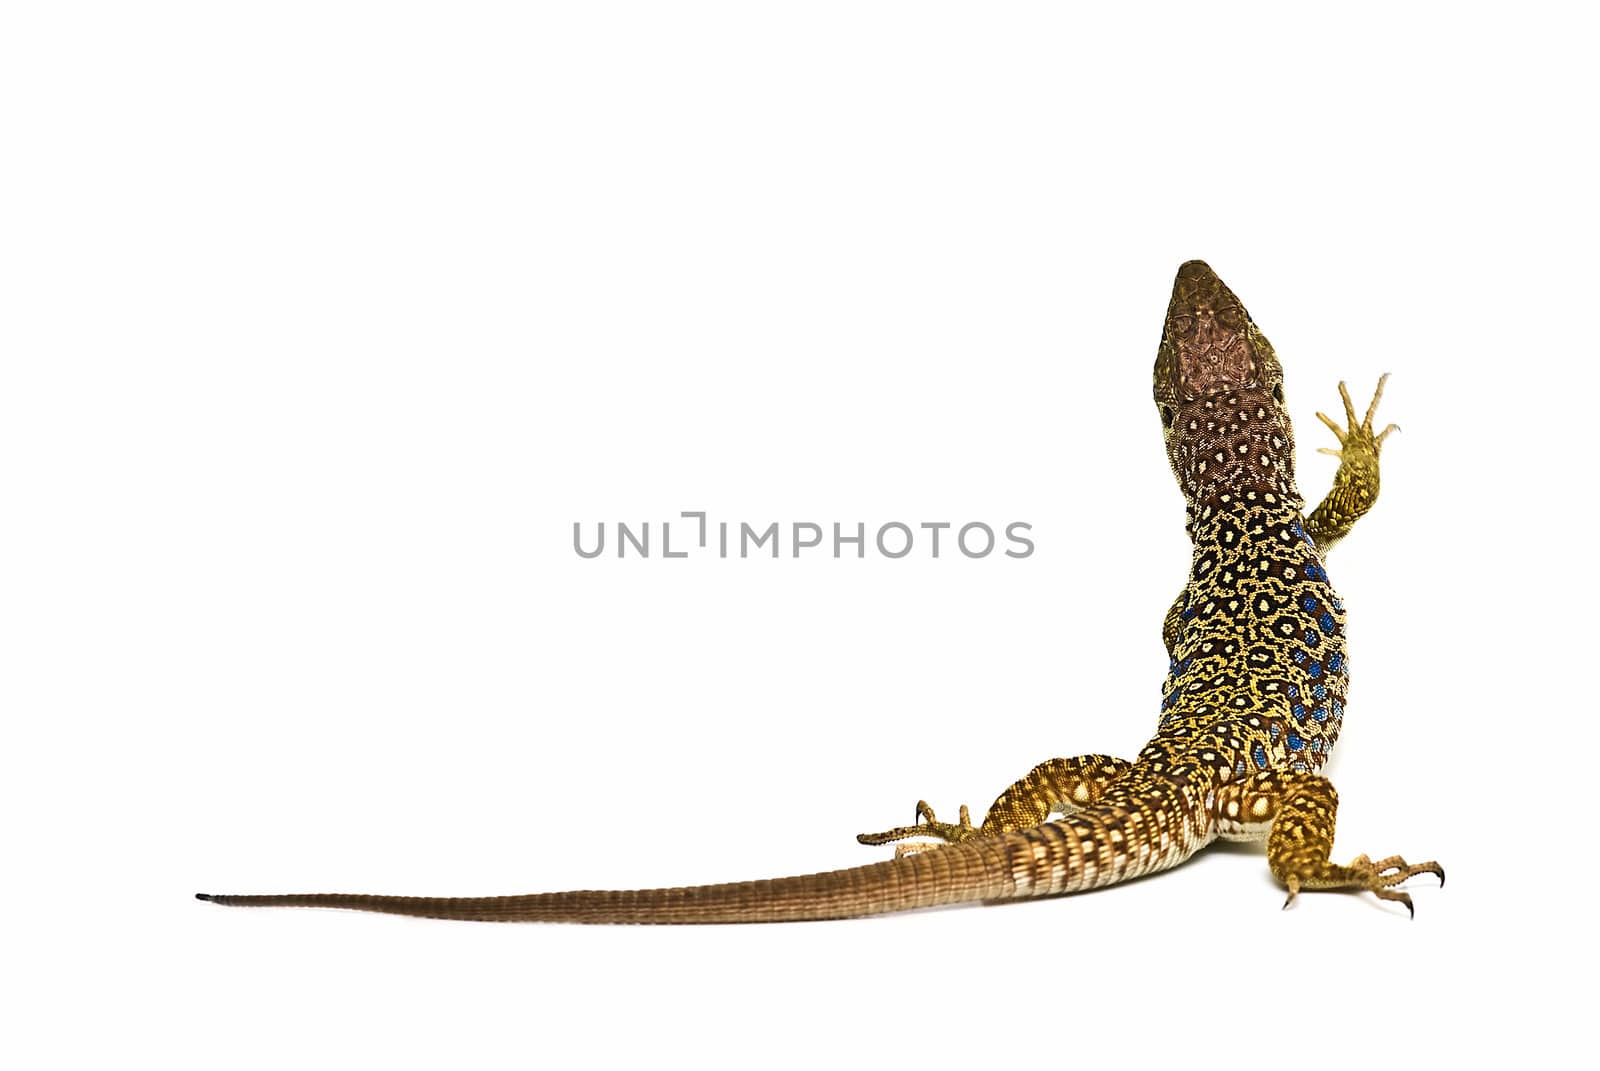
[
  {"xmin": 1185, "ymin": 487, "xmax": 1307, "ymax": 549},
  {"xmin": 1165, "ymin": 387, "xmax": 1302, "ymax": 537}
]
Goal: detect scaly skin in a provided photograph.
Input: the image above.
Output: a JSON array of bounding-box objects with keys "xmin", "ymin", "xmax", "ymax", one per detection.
[{"xmin": 197, "ymin": 261, "xmax": 1442, "ymax": 923}]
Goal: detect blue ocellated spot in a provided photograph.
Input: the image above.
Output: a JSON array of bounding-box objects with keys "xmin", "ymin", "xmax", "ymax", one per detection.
[
  {"xmin": 1311, "ymin": 738, "xmax": 1323, "ymax": 753},
  {"xmin": 1308, "ymin": 662, "xmax": 1322, "ymax": 678},
  {"xmin": 1292, "ymin": 704, "xmax": 1306, "ymax": 722},
  {"xmin": 1319, "ymin": 613, "xmax": 1336, "ymax": 635},
  {"xmin": 1332, "ymin": 598, "xmax": 1343, "ymax": 610},
  {"xmin": 1253, "ymin": 744, "xmax": 1268, "ymax": 769},
  {"xmin": 1270, "ymin": 723, "xmax": 1282, "ymax": 742},
  {"xmin": 1293, "ymin": 650, "xmax": 1306, "ymax": 665},
  {"xmin": 1302, "ymin": 597, "xmax": 1318, "ymax": 612},
  {"xmin": 1314, "ymin": 706, "xmax": 1329, "ymax": 723},
  {"xmin": 1287, "ymin": 685, "xmax": 1299, "ymax": 699},
  {"xmin": 1332, "ymin": 699, "xmax": 1343, "ymax": 718},
  {"xmin": 1182, "ymin": 607, "xmax": 1196, "ymax": 619},
  {"xmin": 1305, "ymin": 629, "xmax": 1322, "ymax": 647},
  {"xmin": 1288, "ymin": 731, "xmax": 1306, "ymax": 751},
  {"xmin": 1328, "ymin": 652, "xmax": 1343, "ymax": 673},
  {"xmin": 1312, "ymin": 684, "xmax": 1327, "ymax": 699}
]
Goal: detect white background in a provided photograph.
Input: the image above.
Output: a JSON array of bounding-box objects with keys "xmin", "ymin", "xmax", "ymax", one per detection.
[{"xmin": 5, "ymin": 3, "xmax": 1594, "ymax": 1068}]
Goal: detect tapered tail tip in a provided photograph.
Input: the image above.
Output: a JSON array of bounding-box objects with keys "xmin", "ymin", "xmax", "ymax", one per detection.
[{"xmin": 196, "ymin": 893, "xmax": 216, "ymax": 902}]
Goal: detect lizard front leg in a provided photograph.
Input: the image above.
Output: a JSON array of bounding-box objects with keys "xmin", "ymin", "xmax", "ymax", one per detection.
[
  {"xmin": 1304, "ymin": 375, "xmax": 1398, "ymax": 553},
  {"xmin": 858, "ymin": 754, "xmax": 1134, "ymax": 856},
  {"xmin": 1163, "ymin": 588, "xmax": 1189, "ymax": 659},
  {"xmin": 1211, "ymin": 769, "xmax": 1444, "ymax": 916}
]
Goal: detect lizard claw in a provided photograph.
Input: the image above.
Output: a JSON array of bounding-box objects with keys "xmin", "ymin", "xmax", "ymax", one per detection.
[
  {"xmin": 1348, "ymin": 853, "xmax": 1444, "ymax": 917},
  {"xmin": 1275, "ymin": 848, "xmax": 1444, "ymax": 917},
  {"xmin": 1352, "ymin": 853, "xmax": 1445, "ymax": 887},
  {"xmin": 857, "ymin": 801, "xmax": 976, "ymax": 855},
  {"xmin": 1315, "ymin": 374, "xmax": 1398, "ymax": 461}
]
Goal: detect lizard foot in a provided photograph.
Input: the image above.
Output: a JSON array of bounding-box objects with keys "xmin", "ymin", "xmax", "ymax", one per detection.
[
  {"xmin": 1304, "ymin": 375, "xmax": 1397, "ymax": 551},
  {"xmin": 1316, "ymin": 373, "xmax": 1398, "ymax": 464},
  {"xmin": 856, "ymin": 800, "xmax": 976, "ymax": 857},
  {"xmin": 1282, "ymin": 853, "xmax": 1446, "ymax": 918}
]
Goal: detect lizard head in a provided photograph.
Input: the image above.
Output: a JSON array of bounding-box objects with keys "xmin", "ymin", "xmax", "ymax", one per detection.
[
  {"xmin": 1153, "ymin": 260, "xmax": 1285, "ymax": 416},
  {"xmin": 1153, "ymin": 261, "xmax": 1295, "ymax": 504}
]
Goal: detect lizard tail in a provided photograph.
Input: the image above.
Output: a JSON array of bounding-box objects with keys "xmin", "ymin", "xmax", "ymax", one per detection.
[
  {"xmin": 196, "ymin": 778, "xmax": 1209, "ymax": 923},
  {"xmin": 195, "ymin": 835, "xmax": 1020, "ymax": 923}
]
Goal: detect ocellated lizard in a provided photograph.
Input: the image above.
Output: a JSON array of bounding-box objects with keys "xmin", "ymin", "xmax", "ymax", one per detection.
[{"xmin": 198, "ymin": 260, "xmax": 1443, "ymax": 922}]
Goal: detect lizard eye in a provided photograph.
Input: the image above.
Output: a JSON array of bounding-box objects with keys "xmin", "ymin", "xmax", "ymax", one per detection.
[
  {"xmin": 1159, "ymin": 405, "xmax": 1175, "ymax": 428},
  {"xmin": 1271, "ymin": 384, "xmax": 1284, "ymax": 404}
]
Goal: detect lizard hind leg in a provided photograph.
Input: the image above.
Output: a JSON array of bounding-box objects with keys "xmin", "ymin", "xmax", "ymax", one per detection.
[
  {"xmin": 856, "ymin": 754, "xmax": 1134, "ymax": 855},
  {"xmin": 1217, "ymin": 770, "xmax": 1445, "ymax": 916}
]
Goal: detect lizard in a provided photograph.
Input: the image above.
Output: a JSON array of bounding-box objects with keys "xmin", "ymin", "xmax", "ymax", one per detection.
[{"xmin": 197, "ymin": 260, "xmax": 1443, "ymax": 923}]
